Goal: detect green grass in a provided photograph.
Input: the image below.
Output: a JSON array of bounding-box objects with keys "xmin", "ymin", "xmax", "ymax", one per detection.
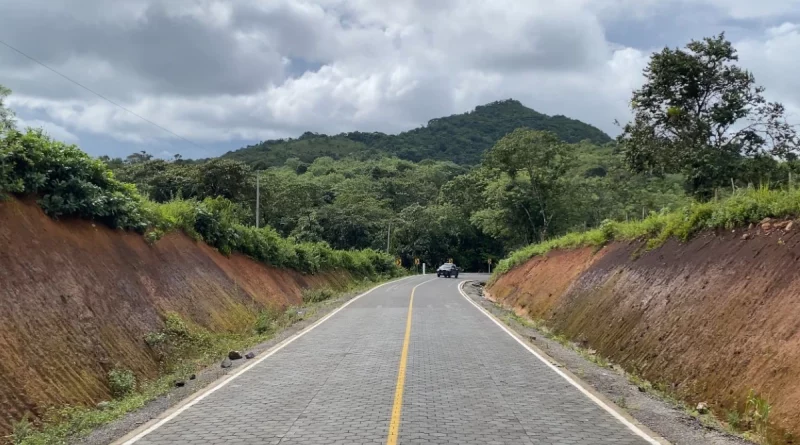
[
  {"xmin": 9, "ymin": 371, "xmax": 185, "ymax": 445},
  {"xmin": 493, "ymin": 186, "xmax": 800, "ymax": 278},
  {"xmin": 8, "ymin": 277, "xmax": 390, "ymax": 445}
]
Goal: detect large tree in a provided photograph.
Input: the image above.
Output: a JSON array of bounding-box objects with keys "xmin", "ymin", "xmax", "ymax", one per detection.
[
  {"xmin": 619, "ymin": 33, "xmax": 799, "ymax": 197},
  {"xmin": 482, "ymin": 129, "xmax": 575, "ymax": 242}
]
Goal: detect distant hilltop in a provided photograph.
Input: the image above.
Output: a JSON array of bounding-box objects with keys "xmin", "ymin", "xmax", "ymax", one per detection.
[{"xmin": 223, "ymin": 99, "xmax": 612, "ymax": 168}]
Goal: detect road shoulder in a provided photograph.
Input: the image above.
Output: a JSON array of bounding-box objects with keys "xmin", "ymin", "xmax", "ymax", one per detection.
[{"xmin": 461, "ymin": 281, "xmax": 754, "ymax": 445}]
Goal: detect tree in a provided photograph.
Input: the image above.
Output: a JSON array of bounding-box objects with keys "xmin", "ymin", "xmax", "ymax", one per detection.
[
  {"xmin": 1, "ymin": 84, "xmax": 15, "ymax": 134},
  {"xmin": 125, "ymin": 151, "xmax": 153, "ymax": 164},
  {"xmin": 619, "ymin": 33, "xmax": 799, "ymax": 197},
  {"xmin": 483, "ymin": 129, "xmax": 575, "ymax": 241},
  {"xmin": 197, "ymin": 159, "xmax": 253, "ymax": 202}
]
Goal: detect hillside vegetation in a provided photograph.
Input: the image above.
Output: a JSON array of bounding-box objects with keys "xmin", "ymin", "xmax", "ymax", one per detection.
[
  {"xmin": 223, "ymin": 99, "xmax": 612, "ymax": 168},
  {"xmin": 99, "ymin": 141, "xmax": 688, "ymax": 271}
]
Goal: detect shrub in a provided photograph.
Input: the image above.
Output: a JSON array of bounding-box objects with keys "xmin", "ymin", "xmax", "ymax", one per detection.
[
  {"xmin": 302, "ymin": 287, "xmax": 336, "ymax": 303},
  {"xmin": 1, "ymin": 129, "xmax": 149, "ymax": 231},
  {"xmin": 143, "ymin": 331, "xmax": 166, "ymax": 347},
  {"xmin": 107, "ymin": 368, "xmax": 136, "ymax": 399},
  {"xmin": 10, "ymin": 415, "xmax": 34, "ymax": 444},
  {"xmin": 163, "ymin": 312, "xmax": 190, "ymax": 338}
]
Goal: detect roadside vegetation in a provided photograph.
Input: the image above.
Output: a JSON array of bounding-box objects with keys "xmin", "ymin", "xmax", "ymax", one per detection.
[
  {"xmin": 494, "ymin": 33, "xmax": 800, "ymax": 278},
  {"xmin": 0, "ymin": 129, "xmax": 398, "ymax": 278},
  {"xmin": 494, "ymin": 185, "xmax": 800, "ymax": 277}
]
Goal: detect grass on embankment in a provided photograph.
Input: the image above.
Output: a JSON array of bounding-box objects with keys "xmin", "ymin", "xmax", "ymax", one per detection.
[
  {"xmin": 494, "ymin": 186, "xmax": 800, "ymax": 278},
  {"xmin": 7, "ymin": 277, "xmax": 392, "ymax": 445}
]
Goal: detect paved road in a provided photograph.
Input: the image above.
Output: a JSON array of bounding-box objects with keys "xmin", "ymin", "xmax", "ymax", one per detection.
[{"xmin": 123, "ymin": 274, "xmax": 654, "ymax": 445}]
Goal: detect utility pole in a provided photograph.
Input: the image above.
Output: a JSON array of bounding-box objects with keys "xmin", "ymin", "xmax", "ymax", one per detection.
[
  {"xmin": 386, "ymin": 221, "xmax": 391, "ymax": 253},
  {"xmin": 255, "ymin": 172, "xmax": 260, "ymax": 229}
]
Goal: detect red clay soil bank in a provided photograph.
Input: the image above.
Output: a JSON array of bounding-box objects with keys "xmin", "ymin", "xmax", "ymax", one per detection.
[
  {"xmin": 489, "ymin": 228, "xmax": 800, "ymax": 443},
  {"xmin": 0, "ymin": 198, "xmax": 351, "ymax": 433}
]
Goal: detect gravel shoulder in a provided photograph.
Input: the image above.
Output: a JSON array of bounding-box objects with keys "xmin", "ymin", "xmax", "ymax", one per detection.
[
  {"xmin": 462, "ymin": 281, "xmax": 754, "ymax": 445},
  {"xmin": 76, "ymin": 278, "xmax": 409, "ymax": 445}
]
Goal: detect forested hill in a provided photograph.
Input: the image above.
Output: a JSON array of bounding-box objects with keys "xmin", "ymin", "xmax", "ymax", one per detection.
[{"xmin": 222, "ymin": 99, "xmax": 612, "ymax": 168}]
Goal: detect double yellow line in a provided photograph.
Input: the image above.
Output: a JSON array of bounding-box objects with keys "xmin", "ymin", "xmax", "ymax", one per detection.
[{"xmin": 386, "ymin": 279, "xmax": 435, "ymax": 445}]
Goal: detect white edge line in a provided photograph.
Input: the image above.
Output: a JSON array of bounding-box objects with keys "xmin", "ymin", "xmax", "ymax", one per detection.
[
  {"xmin": 121, "ymin": 275, "xmax": 418, "ymax": 445},
  {"xmin": 457, "ymin": 281, "xmax": 662, "ymax": 445}
]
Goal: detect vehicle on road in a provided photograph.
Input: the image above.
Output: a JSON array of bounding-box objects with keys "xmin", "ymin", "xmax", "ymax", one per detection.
[{"xmin": 436, "ymin": 263, "xmax": 459, "ymax": 278}]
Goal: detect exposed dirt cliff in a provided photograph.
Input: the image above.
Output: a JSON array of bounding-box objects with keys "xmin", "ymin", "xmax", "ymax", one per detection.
[
  {"xmin": 0, "ymin": 199, "xmax": 351, "ymax": 433},
  {"xmin": 489, "ymin": 226, "xmax": 800, "ymax": 443}
]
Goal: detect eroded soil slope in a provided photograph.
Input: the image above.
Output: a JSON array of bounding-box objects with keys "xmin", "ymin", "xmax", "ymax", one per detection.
[
  {"xmin": 0, "ymin": 199, "xmax": 350, "ymax": 433},
  {"xmin": 489, "ymin": 227, "xmax": 800, "ymax": 442}
]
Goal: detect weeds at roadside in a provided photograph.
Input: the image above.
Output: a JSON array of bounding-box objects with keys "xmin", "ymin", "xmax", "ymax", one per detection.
[
  {"xmin": 302, "ymin": 287, "xmax": 336, "ymax": 303},
  {"xmin": 727, "ymin": 409, "xmax": 742, "ymax": 430},
  {"xmin": 9, "ymin": 416, "xmax": 34, "ymax": 445},
  {"xmin": 7, "ymin": 373, "xmax": 175, "ymax": 445},
  {"xmin": 742, "ymin": 390, "xmax": 772, "ymax": 444}
]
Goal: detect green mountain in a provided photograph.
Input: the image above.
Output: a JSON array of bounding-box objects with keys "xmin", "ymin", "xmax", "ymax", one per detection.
[{"xmin": 222, "ymin": 99, "xmax": 612, "ymax": 168}]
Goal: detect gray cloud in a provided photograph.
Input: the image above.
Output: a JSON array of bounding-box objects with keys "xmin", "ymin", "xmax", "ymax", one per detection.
[{"xmin": 1, "ymin": 0, "xmax": 286, "ymax": 98}]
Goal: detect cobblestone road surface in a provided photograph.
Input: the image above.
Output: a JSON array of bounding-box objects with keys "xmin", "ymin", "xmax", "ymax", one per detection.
[{"xmin": 124, "ymin": 274, "xmax": 654, "ymax": 445}]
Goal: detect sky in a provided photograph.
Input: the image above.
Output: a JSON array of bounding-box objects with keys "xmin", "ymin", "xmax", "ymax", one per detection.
[{"xmin": 2, "ymin": 0, "xmax": 800, "ymax": 159}]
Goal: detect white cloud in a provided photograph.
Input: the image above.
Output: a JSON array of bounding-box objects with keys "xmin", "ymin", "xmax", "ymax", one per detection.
[
  {"xmin": 699, "ymin": 0, "xmax": 800, "ymax": 19},
  {"xmin": 736, "ymin": 22, "xmax": 800, "ymax": 120},
  {"xmin": 0, "ymin": 0, "xmax": 799, "ymax": 157},
  {"xmin": 15, "ymin": 117, "xmax": 80, "ymax": 143}
]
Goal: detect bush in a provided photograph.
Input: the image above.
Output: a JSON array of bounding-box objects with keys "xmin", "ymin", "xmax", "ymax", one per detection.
[
  {"xmin": 302, "ymin": 287, "xmax": 336, "ymax": 303},
  {"xmin": 107, "ymin": 368, "xmax": 136, "ymax": 399},
  {"xmin": 10, "ymin": 415, "xmax": 34, "ymax": 444},
  {"xmin": 163, "ymin": 312, "xmax": 190, "ymax": 338},
  {"xmin": 1, "ymin": 129, "xmax": 149, "ymax": 231}
]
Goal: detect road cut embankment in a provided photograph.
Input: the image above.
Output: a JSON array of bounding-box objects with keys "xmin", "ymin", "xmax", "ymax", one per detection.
[{"xmin": 0, "ymin": 198, "xmax": 352, "ymax": 433}]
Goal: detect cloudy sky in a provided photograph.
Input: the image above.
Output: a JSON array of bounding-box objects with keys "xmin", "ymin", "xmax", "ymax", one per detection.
[{"xmin": 2, "ymin": 0, "xmax": 800, "ymax": 159}]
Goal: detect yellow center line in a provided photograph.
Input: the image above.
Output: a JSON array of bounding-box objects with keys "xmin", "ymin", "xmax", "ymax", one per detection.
[{"xmin": 387, "ymin": 279, "xmax": 434, "ymax": 445}]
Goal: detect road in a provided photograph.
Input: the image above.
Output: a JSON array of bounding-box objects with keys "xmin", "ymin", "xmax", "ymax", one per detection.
[{"xmin": 119, "ymin": 274, "xmax": 657, "ymax": 445}]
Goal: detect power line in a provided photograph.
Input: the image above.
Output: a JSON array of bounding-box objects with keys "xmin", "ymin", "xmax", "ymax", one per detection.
[{"xmin": 0, "ymin": 38, "xmax": 204, "ymax": 149}]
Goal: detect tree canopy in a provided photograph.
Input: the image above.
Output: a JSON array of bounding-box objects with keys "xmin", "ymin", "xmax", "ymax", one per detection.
[{"xmin": 619, "ymin": 33, "xmax": 800, "ymax": 197}]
